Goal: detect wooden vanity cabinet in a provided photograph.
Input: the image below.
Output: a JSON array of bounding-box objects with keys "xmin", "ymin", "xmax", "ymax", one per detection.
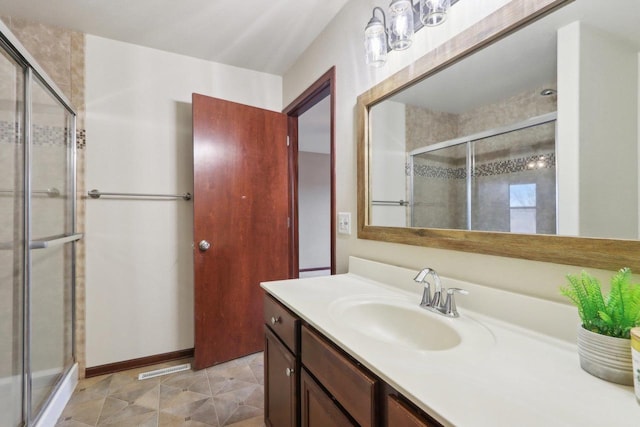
[
  {"xmin": 264, "ymin": 294, "xmax": 443, "ymax": 427},
  {"xmin": 264, "ymin": 295, "xmax": 300, "ymax": 427}
]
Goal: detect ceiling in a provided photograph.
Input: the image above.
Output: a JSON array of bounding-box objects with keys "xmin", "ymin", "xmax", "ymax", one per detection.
[
  {"xmin": 0, "ymin": 0, "xmax": 350, "ymax": 75},
  {"xmin": 390, "ymin": 0, "xmax": 640, "ymax": 114}
]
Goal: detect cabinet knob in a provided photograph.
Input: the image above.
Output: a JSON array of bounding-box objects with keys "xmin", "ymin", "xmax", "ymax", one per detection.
[
  {"xmin": 285, "ymin": 367, "xmax": 295, "ymax": 377},
  {"xmin": 270, "ymin": 316, "xmax": 281, "ymax": 325}
]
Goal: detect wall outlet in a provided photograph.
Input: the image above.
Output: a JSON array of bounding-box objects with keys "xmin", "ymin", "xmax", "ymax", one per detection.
[{"xmin": 338, "ymin": 212, "xmax": 351, "ymax": 235}]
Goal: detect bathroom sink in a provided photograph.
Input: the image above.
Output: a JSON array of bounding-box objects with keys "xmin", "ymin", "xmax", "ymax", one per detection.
[{"xmin": 329, "ymin": 296, "xmax": 462, "ymax": 351}]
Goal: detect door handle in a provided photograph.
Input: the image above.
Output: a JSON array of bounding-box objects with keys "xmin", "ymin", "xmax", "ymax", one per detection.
[{"xmin": 198, "ymin": 240, "xmax": 211, "ymax": 251}]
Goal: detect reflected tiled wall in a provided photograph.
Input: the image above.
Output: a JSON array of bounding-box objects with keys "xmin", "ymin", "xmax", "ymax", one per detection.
[
  {"xmin": 406, "ymin": 106, "xmax": 458, "ymax": 152},
  {"xmin": 406, "ymin": 85, "xmax": 557, "ymax": 153},
  {"xmin": 2, "ymin": 15, "xmax": 87, "ymax": 377}
]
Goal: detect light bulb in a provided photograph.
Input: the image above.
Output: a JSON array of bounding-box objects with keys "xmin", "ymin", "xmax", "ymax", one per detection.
[
  {"xmin": 389, "ymin": 0, "xmax": 414, "ymax": 51},
  {"xmin": 364, "ymin": 10, "xmax": 388, "ymax": 67},
  {"xmin": 420, "ymin": 0, "xmax": 451, "ymax": 27}
]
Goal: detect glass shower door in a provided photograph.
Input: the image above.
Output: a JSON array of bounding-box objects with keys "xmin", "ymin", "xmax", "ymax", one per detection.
[
  {"xmin": 411, "ymin": 143, "xmax": 467, "ymax": 229},
  {"xmin": 0, "ymin": 43, "xmax": 25, "ymax": 427},
  {"xmin": 28, "ymin": 76, "xmax": 75, "ymax": 420},
  {"xmin": 470, "ymin": 120, "xmax": 556, "ymax": 234}
]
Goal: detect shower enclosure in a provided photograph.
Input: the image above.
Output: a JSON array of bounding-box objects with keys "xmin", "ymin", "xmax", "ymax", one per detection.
[
  {"xmin": 410, "ymin": 113, "xmax": 557, "ymax": 233},
  {"xmin": 0, "ymin": 23, "xmax": 80, "ymax": 426}
]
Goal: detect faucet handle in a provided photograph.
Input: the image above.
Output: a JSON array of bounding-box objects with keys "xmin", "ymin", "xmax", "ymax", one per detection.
[
  {"xmin": 443, "ymin": 288, "xmax": 469, "ymax": 317},
  {"xmin": 420, "ymin": 282, "xmax": 432, "ymax": 306}
]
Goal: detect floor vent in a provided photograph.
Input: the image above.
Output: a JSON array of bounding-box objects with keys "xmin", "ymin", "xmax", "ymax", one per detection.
[{"xmin": 138, "ymin": 363, "xmax": 191, "ymax": 380}]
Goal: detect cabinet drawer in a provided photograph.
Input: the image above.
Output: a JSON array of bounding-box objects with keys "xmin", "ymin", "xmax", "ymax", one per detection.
[
  {"xmin": 387, "ymin": 394, "xmax": 440, "ymax": 427},
  {"xmin": 264, "ymin": 294, "xmax": 299, "ymax": 354},
  {"xmin": 301, "ymin": 326, "xmax": 377, "ymax": 427}
]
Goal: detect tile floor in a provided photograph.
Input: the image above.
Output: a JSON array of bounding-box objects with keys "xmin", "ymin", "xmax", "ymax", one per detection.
[{"xmin": 56, "ymin": 353, "xmax": 265, "ymax": 427}]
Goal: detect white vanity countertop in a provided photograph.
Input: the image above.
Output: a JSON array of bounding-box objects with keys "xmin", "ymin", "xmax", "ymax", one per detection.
[{"xmin": 261, "ymin": 257, "xmax": 640, "ymax": 427}]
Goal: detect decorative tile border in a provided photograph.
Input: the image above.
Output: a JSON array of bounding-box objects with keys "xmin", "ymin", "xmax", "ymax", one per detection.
[
  {"xmin": 0, "ymin": 120, "xmax": 18, "ymax": 144},
  {"xmin": 408, "ymin": 162, "xmax": 466, "ymax": 179},
  {"xmin": 475, "ymin": 153, "xmax": 555, "ymax": 177},
  {"xmin": 32, "ymin": 123, "xmax": 69, "ymax": 146},
  {"xmin": 0, "ymin": 120, "xmax": 85, "ymax": 149},
  {"xmin": 409, "ymin": 152, "xmax": 555, "ymax": 179},
  {"xmin": 76, "ymin": 128, "xmax": 85, "ymax": 149}
]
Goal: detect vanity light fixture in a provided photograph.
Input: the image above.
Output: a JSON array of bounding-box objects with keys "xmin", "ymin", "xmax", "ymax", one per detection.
[
  {"xmin": 364, "ymin": 0, "xmax": 456, "ymax": 67},
  {"xmin": 388, "ymin": 0, "xmax": 415, "ymax": 50},
  {"xmin": 364, "ymin": 7, "xmax": 389, "ymax": 67},
  {"xmin": 420, "ymin": 0, "xmax": 451, "ymax": 26}
]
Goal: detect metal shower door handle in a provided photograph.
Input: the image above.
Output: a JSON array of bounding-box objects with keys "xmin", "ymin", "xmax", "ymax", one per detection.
[{"xmin": 198, "ymin": 240, "xmax": 211, "ymax": 251}]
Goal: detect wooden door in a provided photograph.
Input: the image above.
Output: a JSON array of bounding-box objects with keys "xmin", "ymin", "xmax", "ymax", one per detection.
[{"xmin": 192, "ymin": 94, "xmax": 290, "ymax": 370}]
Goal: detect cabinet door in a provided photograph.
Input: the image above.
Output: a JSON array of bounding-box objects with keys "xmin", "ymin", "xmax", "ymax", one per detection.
[
  {"xmin": 387, "ymin": 394, "xmax": 440, "ymax": 427},
  {"xmin": 301, "ymin": 369, "xmax": 355, "ymax": 427},
  {"xmin": 301, "ymin": 326, "xmax": 376, "ymax": 426},
  {"xmin": 265, "ymin": 327, "xmax": 297, "ymax": 427}
]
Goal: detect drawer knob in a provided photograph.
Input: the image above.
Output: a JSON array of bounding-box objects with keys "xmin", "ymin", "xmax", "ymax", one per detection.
[
  {"xmin": 285, "ymin": 367, "xmax": 295, "ymax": 377},
  {"xmin": 270, "ymin": 316, "xmax": 281, "ymax": 325}
]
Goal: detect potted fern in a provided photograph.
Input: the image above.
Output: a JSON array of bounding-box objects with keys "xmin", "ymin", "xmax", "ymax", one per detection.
[{"xmin": 560, "ymin": 268, "xmax": 640, "ymax": 385}]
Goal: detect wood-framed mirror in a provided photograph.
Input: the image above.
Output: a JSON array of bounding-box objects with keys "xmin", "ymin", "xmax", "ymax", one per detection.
[{"xmin": 357, "ymin": 0, "xmax": 640, "ymax": 271}]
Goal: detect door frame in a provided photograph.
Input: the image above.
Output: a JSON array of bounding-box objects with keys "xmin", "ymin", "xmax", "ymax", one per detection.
[{"xmin": 283, "ymin": 67, "xmax": 336, "ymax": 278}]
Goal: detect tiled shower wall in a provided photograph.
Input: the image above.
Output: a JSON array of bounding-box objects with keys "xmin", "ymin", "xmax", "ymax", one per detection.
[
  {"xmin": 406, "ymin": 84, "xmax": 557, "ymax": 154},
  {"xmin": 2, "ymin": 16, "xmax": 87, "ymax": 378},
  {"xmin": 407, "ymin": 85, "xmax": 557, "ymax": 231}
]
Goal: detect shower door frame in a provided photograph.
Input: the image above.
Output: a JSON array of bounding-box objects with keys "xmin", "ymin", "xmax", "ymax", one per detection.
[
  {"xmin": 408, "ymin": 111, "xmax": 557, "ymax": 229},
  {"xmin": 0, "ymin": 21, "xmax": 80, "ymax": 427}
]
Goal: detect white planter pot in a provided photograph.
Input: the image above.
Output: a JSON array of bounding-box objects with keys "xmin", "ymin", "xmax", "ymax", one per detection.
[{"xmin": 577, "ymin": 325, "xmax": 633, "ymax": 385}]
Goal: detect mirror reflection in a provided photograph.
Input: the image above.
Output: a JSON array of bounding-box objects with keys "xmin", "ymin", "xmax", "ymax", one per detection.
[{"xmin": 369, "ymin": 0, "xmax": 640, "ymax": 240}]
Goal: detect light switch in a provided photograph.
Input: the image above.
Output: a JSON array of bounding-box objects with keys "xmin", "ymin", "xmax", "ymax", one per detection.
[{"xmin": 338, "ymin": 212, "xmax": 351, "ymax": 235}]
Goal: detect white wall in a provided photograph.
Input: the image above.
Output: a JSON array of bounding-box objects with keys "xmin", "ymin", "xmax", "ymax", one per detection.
[
  {"xmin": 298, "ymin": 152, "xmax": 331, "ymax": 270},
  {"xmin": 370, "ymin": 100, "xmax": 407, "ymax": 227},
  {"xmin": 297, "ymin": 97, "xmax": 331, "ymax": 274},
  {"xmin": 282, "ymin": 0, "xmax": 621, "ymax": 303},
  {"xmin": 556, "ymin": 21, "xmax": 581, "ymax": 236},
  {"xmin": 577, "ymin": 24, "xmax": 638, "ymax": 239},
  {"xmin": 85, "ymin": 35, "xmax": 281, "ymax": 367},
  {"xmin": 558, "ymin": 22, "xmax": 639, "ymax": 239}
]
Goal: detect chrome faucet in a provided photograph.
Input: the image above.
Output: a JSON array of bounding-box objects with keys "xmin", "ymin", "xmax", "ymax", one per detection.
[
  {"xmin": 413, "ymin": 268, "xmax": 442, "ymax": 308},
  {"xmin": 413, "ymin": 268, "xmax": 468, "ymax": 317}
]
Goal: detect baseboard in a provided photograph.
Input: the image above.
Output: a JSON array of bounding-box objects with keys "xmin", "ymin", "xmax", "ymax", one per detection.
[
  {"xmin": 85, "ymin": 348, "xmax": 194, "ymax": 378},
  {"xmin": 299, "ymin": 266, "xmax": 331, "ymax": 273}
]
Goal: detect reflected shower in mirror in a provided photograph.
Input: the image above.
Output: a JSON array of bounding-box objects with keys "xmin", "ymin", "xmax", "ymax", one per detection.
[
  {"xmin": 372, "ymin": 105, "xmax": 557, "ymax": 234},
  {"xmin": 367, "ymin": 0, "xmax": 640, "ymax": 240}
]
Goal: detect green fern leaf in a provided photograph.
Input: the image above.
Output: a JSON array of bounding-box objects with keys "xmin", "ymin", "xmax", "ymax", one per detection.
[{"xmin": 560, "ymin": 268, "xmax": 640, "ymax": 338}]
